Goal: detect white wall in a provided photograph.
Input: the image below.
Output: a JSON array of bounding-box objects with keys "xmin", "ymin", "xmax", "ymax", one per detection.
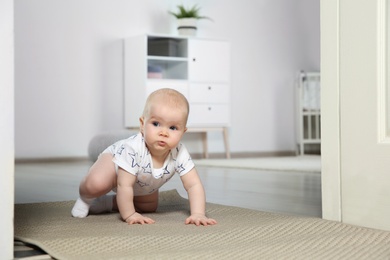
[
  {"xmin": 14, "ymin": 0, "xmax": 320, "ymax": 159},
  {"xmin": 0, "ymin": 0, "xmax": 14, "ymax": 257}
]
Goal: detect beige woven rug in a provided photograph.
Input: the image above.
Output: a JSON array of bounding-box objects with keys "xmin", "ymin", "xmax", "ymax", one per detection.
[{"xmin": 15, "ymin": 190, "xmax": 390, "ymax": 260}]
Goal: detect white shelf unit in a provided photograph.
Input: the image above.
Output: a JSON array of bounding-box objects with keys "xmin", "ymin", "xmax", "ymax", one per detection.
[
  {"xmin": 123, "ymin": 34, "xmax": 231, "ymax": 158},
  {"xmin": 296, "ymin": 71, "xmax": 321, "ymax": 155}
]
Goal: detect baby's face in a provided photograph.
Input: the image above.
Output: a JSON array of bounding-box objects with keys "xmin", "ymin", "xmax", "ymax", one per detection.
[{"xmin": 140, "ymin": 102, "xmax": 187, "ymax": 156}]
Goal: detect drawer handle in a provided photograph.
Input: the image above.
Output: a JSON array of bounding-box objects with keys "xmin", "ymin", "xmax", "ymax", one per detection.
[
  {"xmin": 208, "ymin": 107, "xmax": 212, "ymax": 111},
  {"xmin": 208, "ymin": 86, "xmax": 212, "ymax": 90}
]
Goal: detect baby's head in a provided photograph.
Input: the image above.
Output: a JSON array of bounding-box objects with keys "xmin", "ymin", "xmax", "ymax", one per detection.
[{"xmin": 142, "ymin": 88, "xmax": 190, "ymax": 125}]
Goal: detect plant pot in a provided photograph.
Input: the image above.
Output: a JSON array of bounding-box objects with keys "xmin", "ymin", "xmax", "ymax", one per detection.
[{"xmin": 177, "ymin": 18, "xmax": 197, "ymax": 36}]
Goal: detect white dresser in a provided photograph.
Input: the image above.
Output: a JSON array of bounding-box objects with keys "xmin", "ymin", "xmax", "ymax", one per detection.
[{"xmin": 124, "ymin": 34, "xmax": 231, "ymax": 158}]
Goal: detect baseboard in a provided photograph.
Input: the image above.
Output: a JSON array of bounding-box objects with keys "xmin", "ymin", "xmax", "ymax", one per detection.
[
  {"xmin": 15, "ymin": 151, "xmax": 298, "ymax": 163},
  {"xmin": 15, "ymin": 157, "xmax": 90, "ymax": 164}
]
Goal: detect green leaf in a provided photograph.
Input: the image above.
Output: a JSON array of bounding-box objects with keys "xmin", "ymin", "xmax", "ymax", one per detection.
[{"xmin": 168, "ymin": 4, "xmax": 212, "ymax": 20}]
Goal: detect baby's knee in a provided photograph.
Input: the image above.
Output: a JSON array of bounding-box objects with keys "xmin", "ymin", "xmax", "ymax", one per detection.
[
  {"xmin": 83, "ymin": 176, "xmax": 112, "ymax": 195},
  {"xmin": 144, "ymin": 203, "xmax": 158, "ymax": 213},
  {"xmin": 136, "ymin": 201, "xmax": 158, "ymax": 213}
]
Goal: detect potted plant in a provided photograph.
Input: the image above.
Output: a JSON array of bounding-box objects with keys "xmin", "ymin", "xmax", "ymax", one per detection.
[{"xmin": 169, "ymin": 4, "xmax": 212, "ymax": 36}]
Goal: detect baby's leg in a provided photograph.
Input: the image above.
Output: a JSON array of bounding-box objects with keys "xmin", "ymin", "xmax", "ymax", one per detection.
[
  {"xmin": 133, "ymin": 191, "xmax": 159, "ymax": 213},
  {"xmin": 87, "ymin": 191, "xmax": 159, "ymax": 215},
  {"xmin": 72, "ymin": 153, "xmax": 117, "ymax": 217},
  {"xmin": 86, "ymin": 187, "xmax": 159, "ymax": 217},
  {"xmin": 89, "ymin": 194, "xmax": 117, "ymax": 214}
]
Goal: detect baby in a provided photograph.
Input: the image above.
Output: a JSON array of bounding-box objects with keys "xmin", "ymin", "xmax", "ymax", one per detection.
[{"xmin": 71, "ymin": 88, "xmax": 217, "ymax": 226}]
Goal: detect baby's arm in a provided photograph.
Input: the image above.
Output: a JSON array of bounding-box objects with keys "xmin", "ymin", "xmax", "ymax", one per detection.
[
  {"xmin": 180, "ymin": 168, "xmax": 217, "ymax": 226},
  {"xmin": 116, "ymin": 168, "xmax": 155, "ymax": 225}
]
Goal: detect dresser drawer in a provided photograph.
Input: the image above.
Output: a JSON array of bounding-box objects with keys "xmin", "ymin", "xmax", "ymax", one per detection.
[
  {"xmin": 187, "ymin": 104, "xmax": 229, "ymax": 127},
  {"xmin": 146, "ymin": 81, "xmax": 189, "ymax": 99},
  {"xmin": 189, "ymin": 83, "xmax": 229, "ymax": 104}
]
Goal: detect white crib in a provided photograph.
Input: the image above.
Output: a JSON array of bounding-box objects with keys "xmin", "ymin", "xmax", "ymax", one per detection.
[{"xmin": 296, "ymin": 71, "xmax": 321, "ymax": 155}]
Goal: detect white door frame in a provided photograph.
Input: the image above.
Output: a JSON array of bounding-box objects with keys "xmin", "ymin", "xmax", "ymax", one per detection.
[
  {"xmin": 321, "ymin": 0, "xmax": 390, "ymax": 231},
  {"xmin": 321, "ymin": 0, "xmax": 342, "ymax": 222},
  {"xmin": 0, "ymin": 0, "xmax": 15, "ymax": 258}
]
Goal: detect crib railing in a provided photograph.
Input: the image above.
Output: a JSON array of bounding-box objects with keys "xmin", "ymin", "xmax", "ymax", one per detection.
[{"xmin": 296, "ymin": 71, "xmax": 321, "ymax": 155}]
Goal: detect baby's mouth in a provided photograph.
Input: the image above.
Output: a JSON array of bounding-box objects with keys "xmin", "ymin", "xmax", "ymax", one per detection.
[{"xmin": 157, "ymin": 141, "xmax": 166, "ymax": 147}]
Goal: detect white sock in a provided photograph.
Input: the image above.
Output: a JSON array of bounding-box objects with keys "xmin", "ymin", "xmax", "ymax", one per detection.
[
  {"xmin": 71, "ymin": 197, "xmax": 93, "ymax": 218},
  {"xmin": 89, "ymin": 195, "xmax": 114, "ymax": 214}
]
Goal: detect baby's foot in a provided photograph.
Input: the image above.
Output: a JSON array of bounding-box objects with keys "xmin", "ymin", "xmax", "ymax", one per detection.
[
  {"xmin": 71, "ymin": 197, "xmax": 92, "ymax": 218},
  {"xmin": 89, "ymin": 195, "xmax": 114, "ymax": 214}
]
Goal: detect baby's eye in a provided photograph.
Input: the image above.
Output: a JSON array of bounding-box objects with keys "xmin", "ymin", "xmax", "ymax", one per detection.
[
  {"xmin": 170, "ymin": 126, "xmax": 178, "ymax": 131},
  {"xmin": 152, "ymin": 121, "xmax": 160, "ymax": 127}
]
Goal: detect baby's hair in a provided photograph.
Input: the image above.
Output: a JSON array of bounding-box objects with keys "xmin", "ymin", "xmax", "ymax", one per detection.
[{"xmin": 142, "ymin": 88, "xmax": 190, "ymax": 123}]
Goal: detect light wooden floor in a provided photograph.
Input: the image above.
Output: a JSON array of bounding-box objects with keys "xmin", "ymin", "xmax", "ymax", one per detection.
[
  {"xmin": 15, "ymin": 160, "xmax": 322, "ymax": 217},
  {"xmin": 14, "ymin": 159, "xmax": 321, "ymax": 259}
]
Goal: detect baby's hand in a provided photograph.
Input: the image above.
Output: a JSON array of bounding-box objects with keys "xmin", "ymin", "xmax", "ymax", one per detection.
[
  {"xmin": 125, "ymin": 212, "xmax": 155, "ymax": 225},
  {"xmin": 185, "ymin": 214, "xmax": 217, "ymax": 226}
]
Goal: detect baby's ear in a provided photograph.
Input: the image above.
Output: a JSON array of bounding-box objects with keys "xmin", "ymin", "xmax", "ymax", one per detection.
[
  {"xmin": 184, "ymin": 127, "xmax": 188, "ymax": 133},
  {"xmin": 139, "ymin": 117, "xmax": 145, "ymax": 133}
]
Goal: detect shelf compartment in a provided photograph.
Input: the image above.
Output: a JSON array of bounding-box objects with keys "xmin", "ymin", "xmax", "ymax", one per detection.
[
  {"xmin": 147, "ymin": 37, "xmax": 188, "ymax": 58},
  {"xmin": 147, "ymin": 59, "xmax": 188, "ymax": 80}
]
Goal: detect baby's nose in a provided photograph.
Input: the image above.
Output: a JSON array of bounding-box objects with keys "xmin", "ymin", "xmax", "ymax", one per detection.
[{"xmin": 160, "ymin": 128, "xmax": 168, "ymax": 137}]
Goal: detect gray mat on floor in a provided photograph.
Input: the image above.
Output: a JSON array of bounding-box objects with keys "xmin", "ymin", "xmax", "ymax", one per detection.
[{"xmin": 194, "ymin": 156, "xmax": 321, "ymax": 173}]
